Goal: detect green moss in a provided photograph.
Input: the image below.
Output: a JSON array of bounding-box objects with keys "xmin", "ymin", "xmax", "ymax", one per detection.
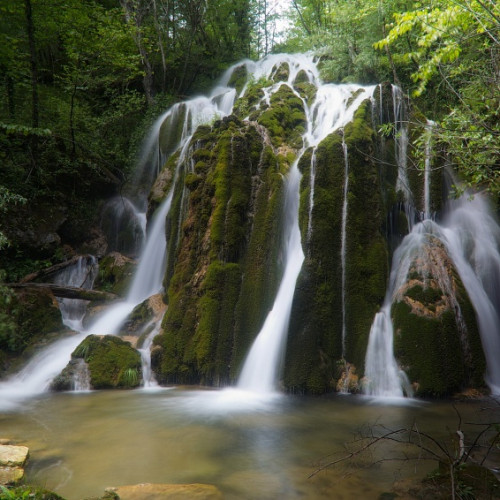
[
  {"xmin": 392, "ymin": 264, "xmax": 486, "ymax": 396},
  {"xmin": 257, "ymin": 84, "xmax": 306, "ymax": 148},
  {"xmin": 406, "ymin": 284, "xmax": 443, "ymax": 304},
  {"xmin": 286, "ymin": 99, "xmax": 392, "ymax": 393},
  {"xmin": 0, "ymin": 287, "xmax": 63, "ymax": 354},
  {"xmin": 227, "ymin": 64, "xmax": 248, "ymax": 94},
  {"xmin": 293, "ymin": 81, "xmax": 317, "ymax": 104},
  {"xmin": 271, "ymin": 62, "xmax": 290, "ymax": 82},
  {"xmin": 95, "ymin": 253, "xmax": 135, "ymax": 296},
  {"xmin": 184, "ymin": 172, "xmax": 203, "ymax": 191},
  {"xmin": 72, "ymin": 335, "xmax": 142, "ymax": 389},
  {"xmin": 154, "ymin": 118, "xmax": 285, "ymax": 385},
  {"xmin": 0, "ymin": 485, "xmax": 65, "ymax": 499},
  {"xmin": 393, "ymin": 302, "xmax": 465, "ymax": 396},
  {"xmin": 232, "ymin": 77, "xmax": 270, "ymax": 119},
  {"xmin": 231, "ymin": 147, "xmax": 287, "ymax": 375}
]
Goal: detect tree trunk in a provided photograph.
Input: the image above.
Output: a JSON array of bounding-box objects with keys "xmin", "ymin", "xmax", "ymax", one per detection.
[
  {"xmin": 9, "ymin": 283, "xmax": 118, "ymax": 302},
  {"xmin": 24, "ymin": 0, "xmax": 39, "ymax": 171}
]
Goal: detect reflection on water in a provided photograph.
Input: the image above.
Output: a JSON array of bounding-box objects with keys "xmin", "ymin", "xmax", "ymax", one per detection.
[{"xmin": 0, "ymin": 389, "xmax": 494, "ymax": 499}]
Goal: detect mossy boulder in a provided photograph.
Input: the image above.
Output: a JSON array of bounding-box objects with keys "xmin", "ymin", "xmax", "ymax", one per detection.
[
  {"xmin": 227, "ymin": 64, "xmax": 248, "ymax": 95},
  {"xmin": 64, "ymin": 335, "xmax": 142, "ymax": 389},
  {"xmin": 392, "ymin": 236, "xmax": 486, "ymax": 397}
]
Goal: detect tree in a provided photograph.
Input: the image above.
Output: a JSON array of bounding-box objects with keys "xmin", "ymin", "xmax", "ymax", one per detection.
[{"xmin": 375, "ymin": 0, "xmax": 500, "ymax": 195}]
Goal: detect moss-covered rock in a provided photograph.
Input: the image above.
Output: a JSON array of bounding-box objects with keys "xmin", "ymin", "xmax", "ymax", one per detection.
[
  {"xmin": 257, "ymin": 84, "xmax": 306, "ymax": 149},
  {"xmin": 227, "ymin": 64, "xmax": 248, "ymax": 95},
  {"xmin": 0, "ymin": 287, "xmax": 64, "ymax": 357},
  {"xmin": 153, "ymin": 113, "xmax": 291, "ymax": 385},
  {"xmin": 392, "ymin": 236, "xmax": 486, "ymax": 397},
  {"xmin": 285, "ymin": 98, "xmax": 391, "ymax": 394},
  {"xmin": 62, "ymin": 335, "xmax": 142, "ymax": 389},
  {"xmin": 94, "ymin": 252, "xmax": 135, "ymax": 296}
]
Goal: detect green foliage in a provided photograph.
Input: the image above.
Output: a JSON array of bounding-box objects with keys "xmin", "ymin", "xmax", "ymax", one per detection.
[
  {"xmin": 0, "ymin": 485, "xmax": 64, "ymax": 500},
  {"xmin": 373, "ymin": 0, "xmax": 500, "ymax": 195}
]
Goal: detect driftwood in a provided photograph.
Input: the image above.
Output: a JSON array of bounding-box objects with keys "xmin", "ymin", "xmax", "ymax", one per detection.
[
  {"xmin": 8, "ymin": 283, "xmax": 117, "ymax": 302},
  {"xmin": 19, "ymin": 255, "xmax": 95, "ymax": 284}
]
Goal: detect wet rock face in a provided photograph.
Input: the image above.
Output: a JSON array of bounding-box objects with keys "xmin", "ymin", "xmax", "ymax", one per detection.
[{"xmin": 93, "ymin": 252, "xmax": 136, "ymax": 296}]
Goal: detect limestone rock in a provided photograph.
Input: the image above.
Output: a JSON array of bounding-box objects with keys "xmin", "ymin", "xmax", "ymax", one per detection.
[
  {"xmin": 0, "ymin": 444, "xmax": 28, "ymax": 486},
  {"xmin": 0, "ymin": 466, "xmax": 24, "ymax": 485},
  {"xmin": 0, "ymin": 445, "xmax": 29, "ymax": 467},
  {"xmin": 105, "ymin": 483, "xmax": 223, "ymax": 500}
]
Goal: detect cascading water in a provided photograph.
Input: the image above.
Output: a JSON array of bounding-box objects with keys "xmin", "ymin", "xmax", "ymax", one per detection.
[
  {"xmin": 340, "ymin": 137, "xmax": 349, "ymax": 360},
  {"xmin": 0, "ymin": 78, "xmax": 237, "ymax": 408},
  {"xmin": 52, "ymin": 255, "xmax": 98, "ymax": 331},
  {"xmin": 237, "ymin": 163, "xmax": 304, "ymax": 392},
  {"xmin": 392, "ymin": 85, "xmax": 416, "ymax": 231},
  {"xmin": 237, "ymin": 54, "xmax": 376, "ymax": 393},
  {"xmin": 364, "ymin": 168, "xmax": 500, "ymax": 397}
]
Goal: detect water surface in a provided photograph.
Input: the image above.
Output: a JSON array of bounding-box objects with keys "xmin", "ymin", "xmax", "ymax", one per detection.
[{"xmin": 0, "ymin": 389, "xmax": 492, "ymax": 499}]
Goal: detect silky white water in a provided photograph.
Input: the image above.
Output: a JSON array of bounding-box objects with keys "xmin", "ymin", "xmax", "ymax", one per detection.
[{"xmin": 340, "ymin": 138, "xmax": 349, "ymax": 359}]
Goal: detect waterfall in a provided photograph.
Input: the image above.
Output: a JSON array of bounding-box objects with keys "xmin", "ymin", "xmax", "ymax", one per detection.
[
  {"xmin": 392, "ymin": 85, "xmax": 415, "ymax": 230},
  {"xmin": 52, "ymin": 255, "xmax": 98, "ymax": 331},
  {"xmin": 340, "ymin": 137, "xmax": 349, "ymax": 359},
  {"xmin": 306, "ymin": 149, "xmax": 317, "ymax": 245},
  {"xmin": 0, "ymin": 79, "xmax": 237, "ymax": 407},
  {"xmin": 364, "ymin": 183, "xmax": 500, "ymax": 396},
  {"xmin": 237, "ymin": 54, "xmax": 375, "ymax": 393},
  {"xmin": 237, "ymin": 164, "xmax": 304, "ymax": 392},
  {"xmin": 423, "ymin": 120, "xmax": 435, "ymax": 220}
]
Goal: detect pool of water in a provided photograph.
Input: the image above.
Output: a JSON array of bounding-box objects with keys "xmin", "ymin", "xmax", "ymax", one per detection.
[{"xmin": 0, "ymin": 388, "xmax": 495, "ymax": 499}]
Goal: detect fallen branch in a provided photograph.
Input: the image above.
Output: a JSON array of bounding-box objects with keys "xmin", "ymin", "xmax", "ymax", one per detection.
[{"xmin": 8, "ymin": 282, "xmax": 117, "ymax": 302}]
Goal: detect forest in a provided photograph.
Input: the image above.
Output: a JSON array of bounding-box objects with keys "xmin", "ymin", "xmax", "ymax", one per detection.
[
  {"xmin": 1, "ymin": 0, "xmax": 498, "ymax": 278},
  {"xmin": 0, "ymin": 1, "xmax": 499, "ymax": 497}
]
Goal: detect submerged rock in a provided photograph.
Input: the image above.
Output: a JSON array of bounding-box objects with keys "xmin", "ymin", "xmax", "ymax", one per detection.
[
  {"xmin": 103, "ymin": 483, "xmax": 223, "ymax": 500},
  {"xmin": 0, "ymin": 444, "xmax": 29, "ymax": 485}
]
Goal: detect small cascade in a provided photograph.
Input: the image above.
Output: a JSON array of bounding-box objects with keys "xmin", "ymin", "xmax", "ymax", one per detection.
[
  {"xmin": 137, "ymin": 318, "xmax": 163, "ymax": 388},
  {"xmin": 71, "ymin": 359, "xmax": 91, "ymax": 391},
  {"xmin": 306, "ymin": 149, "xmax": 317, "ymax": 245},
  {"xmin": 53, "ymin": 255, "xmax": 98, "ymax": 331},
  {"xmin": 100, "ymin": 197, "xmax": 146, "ymax": 257},
  {"xmin": 364, "ymin": 307, "xmax": 413, "ymax": 397},
  {"xmin": 441, "ymin": 191, "xmax": 500, "ymax": 393},
  {"xmin": 392, "ymin": 85, "xmax": 415, "ymax": 230},
  {"xmin": 423, "ymin": 120, "xmax": 435, "ymax": 220},
  {"xmin": 340, "ymin": 137, "xmax": 349, "ymax": 358}
]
